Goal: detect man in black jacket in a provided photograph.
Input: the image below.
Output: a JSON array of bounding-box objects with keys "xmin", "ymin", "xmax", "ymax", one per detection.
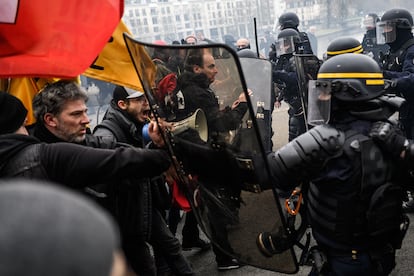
[
  {"xmin": 175, "ymin": 48, "xmax": 248, "ymax": 271},
  {"xmin": 0, "ymin": 91, "xmax": 170, "ymax": 195},
  {"xmin": 94, "ymin": 85, "xmax": 195, "ymax": 276},
  {"xmin": 30, "ymin": 82, "xmax": 194, "ymax": 276}
]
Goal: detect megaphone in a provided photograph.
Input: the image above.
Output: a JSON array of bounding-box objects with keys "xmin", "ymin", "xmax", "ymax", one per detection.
[{"xmin": 172, "ymin": 108, "xmax": 208, "ymax": 142}]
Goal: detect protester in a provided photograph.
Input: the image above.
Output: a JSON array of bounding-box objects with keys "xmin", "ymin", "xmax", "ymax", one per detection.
[
  {"xmin": 184, "ymin": 35, "xmax": 197, "ymax": 45},
  {"xmin": 94, "ymin": 85, "xmax": 195, "ymax": 276},
  {"xmin": 0, "ymin": 90, "xmax": 171, "ymax": 276},
  {"xmin": 174, "ymin": 48, "xmax": 248, "ymax": 271}
]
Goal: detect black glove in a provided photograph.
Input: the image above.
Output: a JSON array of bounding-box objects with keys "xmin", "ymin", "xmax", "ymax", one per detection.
[
  {"xmin": 369, "ymin": 121, "xmax": 408, "ymax": 159},
  {"xmin": 384, "ymin": 79, "xmax": 398, "ymax": 91}
]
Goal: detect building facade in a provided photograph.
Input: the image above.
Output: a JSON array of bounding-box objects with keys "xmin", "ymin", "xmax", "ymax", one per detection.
[{"xmin": 123, "ymin": 0, "xmax": 362, "ymax": 44}]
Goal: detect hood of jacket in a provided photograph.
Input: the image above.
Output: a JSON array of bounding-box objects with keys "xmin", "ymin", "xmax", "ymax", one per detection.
[{"xmin": 0, "ymin": 134, "xmax": 39, "ymax": 171}]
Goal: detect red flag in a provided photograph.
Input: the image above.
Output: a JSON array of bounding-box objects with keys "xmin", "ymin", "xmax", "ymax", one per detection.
[{"xmin": 0, "ymin": 0, "xmax": 124, "ymax": 78}]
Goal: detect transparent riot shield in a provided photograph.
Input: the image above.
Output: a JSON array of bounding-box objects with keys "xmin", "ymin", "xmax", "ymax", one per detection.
[
  {"xmin": 238, "ymin": 57, "xmax": 273, "ymax": 153},
  {"xmin": 123, "ymin": 33, "xmax": 299, "ymax": 273},
  {"xmin": 293, "ymin": 53, "xmax": 322, "ymax": 126}
]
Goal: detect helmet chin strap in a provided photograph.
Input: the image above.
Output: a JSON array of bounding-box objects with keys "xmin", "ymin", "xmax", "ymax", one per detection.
[
  {"xmin": 348, "ymin": 98, "xmax": 398, "ymax": 121},
  {"xmin": 331, "ymin": 95, "xmax": 401, "ymax": 122}
]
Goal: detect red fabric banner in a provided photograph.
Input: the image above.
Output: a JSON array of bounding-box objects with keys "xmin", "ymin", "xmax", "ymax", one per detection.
[{"xmin": 0, "ymin": 0, "xmax": 124, "ymax": 78}]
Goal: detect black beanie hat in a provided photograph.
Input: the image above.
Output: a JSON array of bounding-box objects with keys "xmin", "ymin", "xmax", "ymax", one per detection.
[{"xmin": 0, "ymin": 91, "xmax": 28, "ymax": 134}]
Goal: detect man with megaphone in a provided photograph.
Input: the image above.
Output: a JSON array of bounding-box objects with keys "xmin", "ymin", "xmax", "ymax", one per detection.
[
  {"xmin": 93, "ymin": 85, "xmax": 194, "ymax": 276},
  {"xmin": 172, "ymin": 48, "xmax": 249, "ymax": 271}
]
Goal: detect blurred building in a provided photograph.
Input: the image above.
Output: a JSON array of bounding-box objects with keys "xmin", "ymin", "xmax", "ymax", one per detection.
[
  {"xmin": 123, "ymin": 0, "xmax": 362, "ymax": 44},
  {"xmin": 123, "ymin": 0, "xmax": 281, "ymax": 43}
]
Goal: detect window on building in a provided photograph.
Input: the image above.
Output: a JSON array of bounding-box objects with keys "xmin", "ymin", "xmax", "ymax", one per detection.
[{"xmin": 152, "ymin": 17, "xmax": 158, "ymax": 24}]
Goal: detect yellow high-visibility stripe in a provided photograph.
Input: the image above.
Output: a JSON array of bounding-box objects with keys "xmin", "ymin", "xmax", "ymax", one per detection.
[
  {"xmin": 366, "ymin": 79, "xmax": 385, "ymax": 85},
  {"xmin": 327, "ymin": 45, "xmax": 363, "ymax": 56},
  {"xmin": 317, "ymin": 72, "xmax": 384, "ymax": 79}
]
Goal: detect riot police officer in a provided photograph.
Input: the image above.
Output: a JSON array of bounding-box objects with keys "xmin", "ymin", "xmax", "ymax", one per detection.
[
  {"xmin": 377, "ymin": 8, "xmax": 414, "ymax": 138},
  {"xmin": 272, "ymin": 28, "xmax": 307, "ymax": 141},
  {"xmin": 258, "ymin": 53, "xmax": 408, "ymax": 275},
  {"xmin": 377, "ymin": 8, "xmax": 414, "ymax": 212},
  {"xmin": 278, "ymin": 11, "xmax": 314, "ymax": 55},
  {"xmin": 361, "ymin": 13, "xmax": 389, "ymax": 63},
  {"xmin": 324, "ymin": 36, "xmax": 363, "ymax": 60}
]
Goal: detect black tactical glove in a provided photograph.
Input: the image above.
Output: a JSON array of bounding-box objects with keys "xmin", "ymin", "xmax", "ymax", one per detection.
[
  {"xmin": 384, "ymin": 79, "xmax": 398, "ymax": 91},
  {"xmin": 369, "ymin": 121, "xmax": 408, "ymax": 159}
]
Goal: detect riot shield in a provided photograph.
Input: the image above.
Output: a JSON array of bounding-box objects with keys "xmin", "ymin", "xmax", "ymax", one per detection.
[
  {"xmin": 123, "ymin": 34, "xmax": 298, "ymax": 273},
  {"xmin": 238, "ymin": 57, "xmax": 273, "ymax": 153},
  {"xmin": 293, "ymin": 53, "xmax": 322, "ymax": 127}
]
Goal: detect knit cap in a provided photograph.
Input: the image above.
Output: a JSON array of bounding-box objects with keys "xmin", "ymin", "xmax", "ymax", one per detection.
[{"xmin": 0, "ymin": 91, "xmax": 28, "ymax": 134}]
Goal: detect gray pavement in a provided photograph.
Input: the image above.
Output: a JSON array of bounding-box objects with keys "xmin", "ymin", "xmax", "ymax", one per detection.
[
  {"xmin": 181, "ymin": 215, "xmax": 414, "ymax": 275},
  {"xmin": 178, "ymin": 105, "xmax": 414, "ymax": 275}
]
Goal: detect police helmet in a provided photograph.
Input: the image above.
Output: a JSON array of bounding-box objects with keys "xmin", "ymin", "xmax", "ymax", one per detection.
[
  {"xmin": 363, "ymin": 13, "xmax": 379, "ymax": 30},
  {"xmin": 275, "ymin": 28, "xmax": 300, "ymax": 56},
  {"xmin": 318, "ymin": 53, "xmax": 384, "ymax": 102},
  {"xmin": 308, "ymin": 54, "xmax": 386, "ymax": 125},
  {"xmin": 278, "ymin": 12, "xmax": 300, "ymax": 30},
  {"xmin": 377, "ymin": 8, "xmax": 413, "ymax": 44},
  {"xmin": 237, "ymin": 48, "xmax": 257, "ymax": 58},
  {"xmin": 325, "ymin": 37, "xmax": 363, "ymax": 59},
  {"xmin": 381, "ymin": 8, "xmax": 413, "ymax": 29}
]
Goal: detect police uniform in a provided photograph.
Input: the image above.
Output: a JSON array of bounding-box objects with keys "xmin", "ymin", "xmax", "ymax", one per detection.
[
  {"xmin": 258, "ymin": 54, "xmax": 408, "ymax": 275},
  {"xmin": 272, "ymin": 28, "xmax": 308, "ymax": 141}
]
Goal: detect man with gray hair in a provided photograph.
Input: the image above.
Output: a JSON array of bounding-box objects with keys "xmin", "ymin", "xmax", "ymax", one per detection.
[
  {"xmin": 29, "ymin": 82, "xmax": 194, "ymax": 276},
  {"xmin": 30, "ymin": 80, "xmax": 115, "ymax": 147}
]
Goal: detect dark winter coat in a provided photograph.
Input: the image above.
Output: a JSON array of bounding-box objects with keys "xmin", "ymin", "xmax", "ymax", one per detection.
[
  {"xmin": 0, "ymin": 133, "xmax": 170, "ymax": 239},
  {"xmin": 176, "ymin": 71, "xmax": 248, "ymax": 134}
]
